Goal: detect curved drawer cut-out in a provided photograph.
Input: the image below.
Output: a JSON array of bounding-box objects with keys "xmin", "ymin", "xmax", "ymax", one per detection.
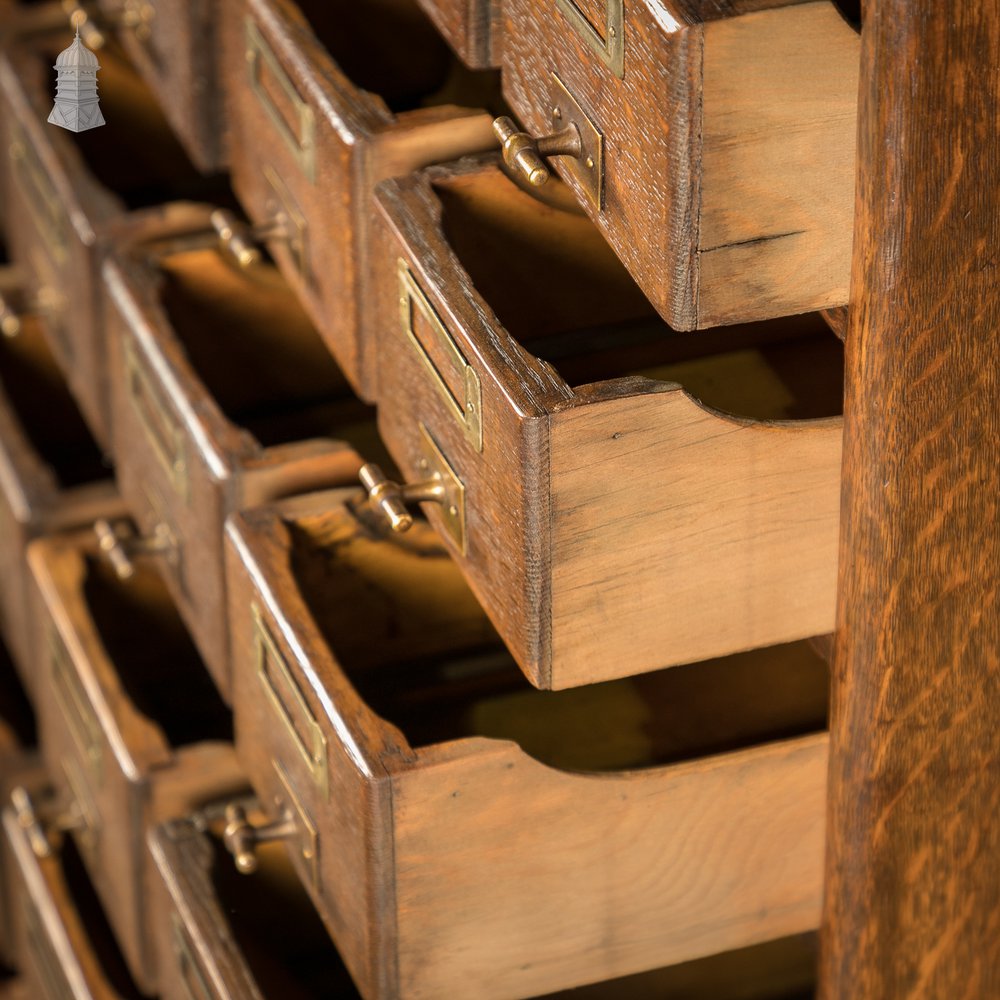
[{"xmin": 373, "ymin": 156, "xmax": 844, "ymax": 688}]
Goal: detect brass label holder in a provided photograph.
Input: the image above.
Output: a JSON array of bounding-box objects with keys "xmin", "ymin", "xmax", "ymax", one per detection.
[
  {"xmin": 49, "ymin": 628, "xmax": 103, "ymax": 785},
  {"xmin": 8, "ymin": 124, "xmax": 69, "ymax": 265},
  {"xmin": 549, "ymin": 73, "xmax": 604, "ymax": 212},
  {"xmin": 418, "ymin": 424, "xmax": 467, "ymax": 556},
  {"xmin": 273, "ymin": 759, "xmax": 319, "ymax": 894},
  {"xmin": 125, "ymin": 336, "xmax": 189, "ymax": 500},
  {"xmin": 246, "ymin": 18, "xmax": 316, "ymax": 182},
  {"xmin": 399, "ymin": 261, "xmax": 483, "ymax": 452},
  {"xmin": 24, "ymin": 892, "xmax": 74, "ymax": 1000},
  {"xmin": 556, "ymin": 0, "xmax": 624, "ymax": 78},
  {"xmin": 264, "ymin": 163, "xmax": 309, "ymax": 277},
  {"xmin": 254, "ymin": 606, "xmax": 329, "ymax": 800},
  {"xmin": 60, "ymin": 753, "xmax": 101, "ymax": 864}
]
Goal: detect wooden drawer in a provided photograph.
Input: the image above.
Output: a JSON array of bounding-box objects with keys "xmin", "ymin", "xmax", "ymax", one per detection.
[
  {"xmin": 0, "ymin": 33, "xmax": 228, "ymax": 444},
  {"xmin": 414, "ymin": 0, "xmax": 502, "ymax": 68},
  {"xmin": 497, "ymin": 1, "xmax": 861, "ymax": 329},
  {"xmin": 94, "ymin": 0, "xmax": 226, "ymax": 172},
  {"xmin": 0, "ymin": 643, "xmax": 41, "ymax": 972},
  {"xmin": 225, "ymin": 489, "xmax": 829, "ymax": 999},
  {"xmin": 27, "ymin": 532, "xmax": 247, "ymax": 994},
  {"xmin": 219, "ymin": 0, "xmax": 501, "ymax": 399},
  {"xmin": 2, "ymin": 790, "xmax": 146, "ymax": 999},
  {"xmin": 371, "ymin": 156, "xmax": 844, "ymax": 689},
  {"xmin": 149, "ymin": 810, "xmax": 361, "ymax": 1000},
  {"xmin": 0, "ymin": 288, "xmax": 122, "ymax": 693},
  {"xmin": 103, "ymin": 205, "xmax": 370, "ymax": 696}
]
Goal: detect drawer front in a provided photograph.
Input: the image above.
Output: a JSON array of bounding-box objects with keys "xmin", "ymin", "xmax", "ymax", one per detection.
[
  {"xmin": 107, "ymin": 316, "xmax": 230, "ymax": 694},
  {"xmin": 222, "ymin": 0, "xmax": 495, "ymax": 400},
  {"xmin": 97, "ymin": 0, "xmax": 226, "ymax": 172},
  {"xmin": 499, "ymin": 0, "xmax": 860, "ymax": 329},
  {"xmin": 3, "ymin": 804, "xmax": 111, "ymax": 1000},
  {"xmin": 1, "ymin": 107, "xmax": 106, "ymax": 444},
  {"xmin": 34, "ymin": 622, "xmax": 151, "ymax": 993},
  {"xmin": 373, "ymin": 210, "xmax": 561, "ymax": 682},
  {"xmin": 226, "ymin": 553, "xmax": 388, "ymax": 999},
  {"xmin": 0, "ymin": 492, "xmax": 31, "ymax": 690},
  {"xmin": 149, "ymin": 820, "xmax": 261, "ymax": 1000},
  {"xmin": 222, "ymin": 0, "xmax": 373, "ymax": 396},
  {"xmin": 415, "ymin": 0, "xmax": 502, "ymax": 67}
]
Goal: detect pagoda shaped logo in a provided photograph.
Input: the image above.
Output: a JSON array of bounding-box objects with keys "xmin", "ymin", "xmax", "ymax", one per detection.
[{"xmin": 48, "ymin": 27, "xmax": 105, "ymax": 132}]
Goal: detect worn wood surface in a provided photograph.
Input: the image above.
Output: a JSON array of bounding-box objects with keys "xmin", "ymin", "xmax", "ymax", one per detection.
[
  {"xmin": 227, "ymin": 490, "xmax": 829, "ymax": 998},
  {"xmin": 500, "ymin": 0, "xmax": 859, "ymax": 329},
  {"xmin": 221, "ymin": 0, "xmax": 497, "ymax": 399},
  {"xmin": 27, "ymin": 532, "xmax": 243, "ymax": 994},
  {"xmin": 375, "ymin": 156, "xmax": 844, "ymax": 687},
  {"xmin": 103, "ymin": 208, "xmax": 364, "ymax": 695},
  {"xmin": 820, "ymin": 2, "xmax": 1000, "ymax": 997}
]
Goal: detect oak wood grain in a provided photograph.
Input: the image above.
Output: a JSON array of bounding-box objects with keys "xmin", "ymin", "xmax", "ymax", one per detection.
[
  {"xmin": 227, "ymin": 489, "xmax": 830, "ymax": 998},
  {"xmin": 821, "ymin": 2, "xmax": 1000, "ymax": 996},
  {"xmin": 500, "ymin": 0, "xmax": 860, "ymax": 329}
]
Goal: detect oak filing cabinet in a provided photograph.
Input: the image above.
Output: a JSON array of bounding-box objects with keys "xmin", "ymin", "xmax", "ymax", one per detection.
[{"xmin": 0, "ymin": 1, "xmax": 870, "ymax": 997}]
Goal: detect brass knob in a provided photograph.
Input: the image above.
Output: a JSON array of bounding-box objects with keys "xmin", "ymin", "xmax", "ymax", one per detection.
[
  {"xmin": 10, "ymin": 786, "xmax": 52, "ymax": 859},
  {"xmin": 223, "ymin": 803, "xmax": 296, "ymax": 875},
  {"xmin": 359, "ymin": 463, "xmax": 447, "ymax": 533},
  {"xmin": 493, "ymin": 115, "xmax": 582, "ymax": 187},
  {"xmin": 94, "ymin": 518, "xmax": 174, "ymax": 580},
  {"xmin": 210, "ymin": 209, "xmax": 291, "ymax": 269},
  {"xmin": 0, "ymin": 285, "xmax": 56, "ymax": 339}
]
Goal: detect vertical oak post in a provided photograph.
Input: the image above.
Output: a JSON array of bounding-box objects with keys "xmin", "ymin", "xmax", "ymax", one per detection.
[{"xmin": 821, "ymin": 2, "xmax": 1000, "ymax": 997}]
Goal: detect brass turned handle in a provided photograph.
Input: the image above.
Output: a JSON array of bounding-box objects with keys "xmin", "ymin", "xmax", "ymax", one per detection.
[
  {"xmin": 0, "ymin": 286, "xmax": 55, "ymax": 339},
  {"xmin": 223, "ymin": 803, "xmax": 296, "ymax": 875},
  {"xmin": 94, "ymin": 518, "xmax": 173, "ymax": 580},
  {"xmin": 493, "ymin": 115, "xmax": 582, "ymax": 187},
  {"xmin": 359, "ymin": 463, "xmax": 447, "ymax": 533},
  {"xmin": 210, "ymin": 209, "xmax": 291, "ymax": 269}
]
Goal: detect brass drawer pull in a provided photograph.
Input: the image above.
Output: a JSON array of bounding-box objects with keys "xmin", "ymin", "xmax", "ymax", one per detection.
[
  {"xmin": 10, "ymin": 786, "xmax": 53, "ymax": 859},
  {"xmin": 359, "ymin": 425, "xmax": 467, "ymax": 553},
  {"xmin": 0, "ymin": 284, "xmax": 56, "ymax": 339},
  {"xmin": 494, "ymin": 75, "xmax": 605, "ymax": 211},
  {"xmin": 493, "ymin": 115, "xmax": 582, "ymax": 188},
  {"xmin": 222, "ymin": 802, "xmax": 296, "ymax": 875},
  {"xmin": 209, "ymin": 208, "xmax": 293, "ymax": 269},
  {"xmin": 94, "ymin": 518, "xmax": 175, "ymax": 580}
]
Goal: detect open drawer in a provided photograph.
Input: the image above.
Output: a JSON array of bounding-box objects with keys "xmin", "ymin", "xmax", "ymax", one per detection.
[
  {"xmin": 102, "ymin": 204, "xmax": 372, "ymax": 696},
  {"xmin": 0, "ymin": 283, "xmax": 121, "ymax": 693},
  {"xmin": 371, "ymin": 155, "xmax": 844, "ymax": 688},
  {"xmin": 496, "ymin": 1, "xmax": 861, "ymax": 329},
  {"xmin": 3, "ymin": 789, "xmax": 146, "ymax": 999},
  {"xmin": 149, "ymin": 808, "xmax": 361, "ymax": 1000},
  {"xmin": 0, "ymin": 31, "xmax": 229, "ymax": 444},
  {"xmin": 219, "ymin": 0, "xmax": 502, "ymax": 398},
  {"xmin": 225, "ymin": 489, "xmax": 829, "ymax": 999},
  {"xmin": 27, "ymin": 531, "xmax": 247, "ymax": 994}
]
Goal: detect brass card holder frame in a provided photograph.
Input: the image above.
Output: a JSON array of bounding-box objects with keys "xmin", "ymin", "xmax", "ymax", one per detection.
[
  {"xmin": 254, "ymin": 606, "xmax": 329, "ymax": 800},
  {"xmin": 124, "ymin": 336, "xmax": 189, "ymax": 501},
  {"xmin": 245, "ymin": 18, "xmax": 316, "ymax": 183},
  {"xmin": 23, "ymin": 890, "xmax": 73, "ymax": 1000},
  {"xmin": 49, "ymin": 627, "xmax": 103, "ymax": 785},
  {"xmin": 273, "ymin": 759, "xmax": 319, "ymax": 895},
  {"xmin": 556, "ymin": 0, "xmax": 624, "ymax": 78},
  {"xmin": 8, "ymin": 124, "xmax": 69, "ymax": 265},
  {"xmin": 399, "ymin": 260, "xmax": 483, "ymax": 452}
]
